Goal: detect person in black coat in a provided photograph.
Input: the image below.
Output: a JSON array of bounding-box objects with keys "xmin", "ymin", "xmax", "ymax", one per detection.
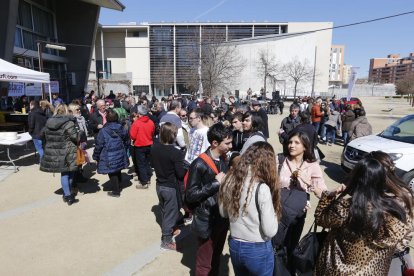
[
  {"xmin": 40, "ymin": 104, "xmax": 79, "ymax": 205},
  {"xmin": 93, "ymin": 109, "xmax": 129, "ymax": 197},
  {"xmin": 151, "ymin": 122, "xmax": 186, "ymax": 251},
  {"xmin": 89, "ymin": 99, "xmax": 106, "ymax": 137},
  {"xmin": 28, "ymin": 100, "xmax": 47, "ymax": 162},
  {"xmin": 291, "ymin": 112, "xmax": 318, "ymax": 154},
  {"xmin": 251, "ymin": 100, "xmax": 269, "ymax": 138}
]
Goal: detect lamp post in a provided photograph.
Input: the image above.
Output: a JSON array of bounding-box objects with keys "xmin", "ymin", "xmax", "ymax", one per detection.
[{"xmin": 37, "ymin": 42, "xmax": 66, "ymax": 99}]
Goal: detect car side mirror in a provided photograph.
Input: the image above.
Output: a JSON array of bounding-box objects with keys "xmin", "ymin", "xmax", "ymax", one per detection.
[{"xmin": 391, "ymin": 126, "xmax": 401, "ymax": 135}]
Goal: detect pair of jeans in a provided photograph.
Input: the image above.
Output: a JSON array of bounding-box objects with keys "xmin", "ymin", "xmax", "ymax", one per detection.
[
  {"xmin": 196, "ymin": 219, "xmax": 229, "ymax": 276},
  {"xmin": 108, "ymin": 171, "xmax": 122, "ymax": 194},
  {"xmin": 312, "ymin": 122, "xmax": 320, "ymax": 134},
  {"xmin": 61, "ymin": 171, "xmax": 74, "ymax": 196},
  {"xmin": 342, "ymin": 130, "xmax": 349, "ymax": 145},
  {"xmin": 33, "ymin": 139, "xmax": 43, "ymax": 162},
  {"xmin": 325, "ymin": 125, "xmax": 336, "ymax": 143},
  {"xmin": 156, "ymin": 185, "xmax": 179, "ymax": 244},
  {"xmin": 229, "ymin": 238, "xmax": 274, "ymax": 276},
  {"xmin": 134, "ymin": 146, "xmax": 152, "ymax": 184}
]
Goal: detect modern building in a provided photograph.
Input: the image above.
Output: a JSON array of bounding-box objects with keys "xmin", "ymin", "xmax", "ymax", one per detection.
[
  {"xmin": 91, "ymin": 22, "xmax": 333, "ymax": 98},
  {"xmin": 0, "ymin": 0, "xmax": 124, "ymax": 102},
  {"xmin": 369, "ymin": 53, "xmax": 414, "ymax": 83},
  {"xmin": 329, "ymin": 44, "xmax": 345, "ymax": 86}
]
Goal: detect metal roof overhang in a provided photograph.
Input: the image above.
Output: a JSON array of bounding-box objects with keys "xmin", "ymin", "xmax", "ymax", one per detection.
[{"xmin": 80, "ymin": 0, "xmax": 125, "ymax": 11}]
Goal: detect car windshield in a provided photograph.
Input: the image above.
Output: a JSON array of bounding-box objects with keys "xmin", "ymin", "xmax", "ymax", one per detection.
[{"xmin": 380, "ymin": 115, "xmax": 414, "ymax": 144}]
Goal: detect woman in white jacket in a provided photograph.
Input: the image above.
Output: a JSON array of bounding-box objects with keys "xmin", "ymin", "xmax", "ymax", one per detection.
[{"xmin": 219, "ymin": 141, "xmax": 281, "ymax": 276}]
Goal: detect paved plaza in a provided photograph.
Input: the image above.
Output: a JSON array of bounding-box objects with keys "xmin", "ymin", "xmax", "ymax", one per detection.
[{"xmin": 0, "ymin": 97, "xmax": 413, "ymax": 275}]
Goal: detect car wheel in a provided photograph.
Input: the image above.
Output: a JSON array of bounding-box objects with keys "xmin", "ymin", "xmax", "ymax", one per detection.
[{"xmin": 403, "ymin": 171, "xmax": 414, "ymax": 193}]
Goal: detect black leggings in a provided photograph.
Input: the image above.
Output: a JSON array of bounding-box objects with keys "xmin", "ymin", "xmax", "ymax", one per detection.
[{"xmin": 108, "ymin": 171, "xmax": 122, "ymax": 194}]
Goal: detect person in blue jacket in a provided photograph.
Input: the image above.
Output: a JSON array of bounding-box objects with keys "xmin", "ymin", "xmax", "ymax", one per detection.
[{"xmin": 93, "ymin": 109, "xmax": 129, "ymax": 197}]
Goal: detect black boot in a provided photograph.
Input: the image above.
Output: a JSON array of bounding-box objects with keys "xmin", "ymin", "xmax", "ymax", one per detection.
[
  {"xmin": 62, "ymin": 195, "xmax": 69, "ymax": 203},
  {"xmin": 67, "ymin": 195, "xmax": 79, "ymax": 206}
]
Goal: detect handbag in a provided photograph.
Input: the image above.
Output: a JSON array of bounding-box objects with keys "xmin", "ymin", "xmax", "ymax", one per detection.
[
  {"xmin": 191, "ymin": 204, "xmax": 212, "ymax": 239},
  {"xmin": 76, "ymin": 146, "xmax": 86, "ymax": 165},
  {"xmin": 394, "ymin": 248, "xmax": 414, "ymax": 276},
  {"xmin": 291, "ymin": 221, "xmax": 328, "ymax": 274}
]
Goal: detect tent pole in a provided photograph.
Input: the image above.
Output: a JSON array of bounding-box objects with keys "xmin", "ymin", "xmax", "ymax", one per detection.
[{"xmin": 48, "ymin": 83, "xmax": 52, "ymax": 102}]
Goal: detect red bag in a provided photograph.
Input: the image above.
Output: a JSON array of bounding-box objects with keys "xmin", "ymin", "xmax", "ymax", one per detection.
[{"xmin": 183, "ymin": 153, "xmax": 219, "ymax": 189}]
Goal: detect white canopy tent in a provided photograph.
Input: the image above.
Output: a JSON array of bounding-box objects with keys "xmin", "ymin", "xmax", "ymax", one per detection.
[{"xmin": 0, "ymin": 58, "xmax": 51, "ymax": 100}]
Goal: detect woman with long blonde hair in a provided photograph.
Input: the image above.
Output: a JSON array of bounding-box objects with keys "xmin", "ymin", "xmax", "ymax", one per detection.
[{"xmin": 219, "ymin": 141, "xmax": 281, "ymax": 276}]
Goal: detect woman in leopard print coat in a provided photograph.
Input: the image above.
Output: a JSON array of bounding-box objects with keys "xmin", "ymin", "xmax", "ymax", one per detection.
[{"xmin": 312, "ymin": 158, "xmax": 412, "ymax": 276}]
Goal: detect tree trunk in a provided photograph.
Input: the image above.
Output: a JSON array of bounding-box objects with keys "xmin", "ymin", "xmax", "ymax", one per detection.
[{"xmin": 293, "ymin": 82, "xmax": 298, "ymax": 99}]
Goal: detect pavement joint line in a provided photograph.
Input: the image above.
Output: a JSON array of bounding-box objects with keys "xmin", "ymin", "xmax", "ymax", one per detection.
[
  {"xmin": 105, "ymin": 226, "xmax": 192, "ymax": 276},
  {"xmin": 0, "ymin": 196, "xmax": 58, "ymax": 220}
]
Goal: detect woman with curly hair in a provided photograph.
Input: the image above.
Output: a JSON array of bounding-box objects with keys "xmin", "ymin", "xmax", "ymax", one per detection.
[{"xmin": 219, "ymin": 141, "xmax": 281, "ymax": 276}]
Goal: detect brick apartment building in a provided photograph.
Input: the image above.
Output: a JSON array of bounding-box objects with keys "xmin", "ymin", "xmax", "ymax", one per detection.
[{"xmin": 369, "ymin": 52, "xmax": 414, "ymax": 83}]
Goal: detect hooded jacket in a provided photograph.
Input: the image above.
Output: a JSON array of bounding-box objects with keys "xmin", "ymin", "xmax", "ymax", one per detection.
[
  {"xmin": 324, "ymin": 110, "xmax": 342, "ymax": 129},
  {"xmin": 349, "ymin": 116, "xmax": 373, "ymax": 141},
  {"xmin": 93, "ymin": 122, "xmax": 129, "ymax": 174},
  {"xmin": 40, "ymin": 115, "xmax": 78, "ymax": 173},
  {"xmin": 130, "ymin": 115, "xmax": 155, "ymax": 147},
  {"xmin": 28, "ymin": 107, "xmax": 47, "ymax": 139}
]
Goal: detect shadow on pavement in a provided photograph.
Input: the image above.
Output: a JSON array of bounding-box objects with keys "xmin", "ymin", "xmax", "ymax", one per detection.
[
  {"xmin": 151, "ymin": 205, "xmax": 162, "ymax": 228},
  {"xmin": 175, "ymin": 227, "xmax": 231, "ymax": 276},
  {"xmin": 321, "ymin": 159, "xmax": 348, "ymax": 184}
]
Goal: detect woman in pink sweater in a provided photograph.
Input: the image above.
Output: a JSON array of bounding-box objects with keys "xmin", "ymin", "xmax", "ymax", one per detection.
[{"xmin": 278, "ymin": 131, "xmax": 327, "ymax": 275}]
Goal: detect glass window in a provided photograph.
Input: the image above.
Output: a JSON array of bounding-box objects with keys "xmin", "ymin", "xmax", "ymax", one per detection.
[{"xmin": 14, "ymin": 28, "xmax": 23, "ymax": 48}]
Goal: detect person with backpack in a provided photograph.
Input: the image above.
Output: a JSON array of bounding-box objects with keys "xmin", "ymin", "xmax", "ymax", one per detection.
[
  {"xmin": 239, "ymin": 111, "xmax": 266, "ymax": 154},
  {"xmin": 93, "ymin": 109, "xmax": 129, "ymax": 197},
  {"xmin": 219, "ymin": 142, "xmax": 281, "ymax": 276},
  {"xmin": 185, "ymin": 123, "xmax": 233, "ymax": 276},
  {"xmin": 151, "ymin": 123, "xmax": 186, "ymax": 251}
]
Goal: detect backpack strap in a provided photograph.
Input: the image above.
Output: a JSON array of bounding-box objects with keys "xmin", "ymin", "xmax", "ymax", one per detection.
[
  {"xmin": 199, "ymin": 153, "xmax": 219, "ymax": 175},
  {"xmin": 255, "ymin": 183, "xmax": 263, "ymax": 223}
]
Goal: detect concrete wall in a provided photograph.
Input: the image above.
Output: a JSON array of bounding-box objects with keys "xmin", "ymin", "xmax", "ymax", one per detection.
[
  {"xmin": 55, "ymin": 0, "xmax": 100, "ymax": 98},
  {"xmin": 320, "ymin": 84, "xmax": 396, "ymax": 98},
  {"xmin": 232, "ymin": 23, "xmax": 332, "ymax": 98},
  {"xmin": 125, "ymin": 36, "xmax": 150, "ymax": 86}
]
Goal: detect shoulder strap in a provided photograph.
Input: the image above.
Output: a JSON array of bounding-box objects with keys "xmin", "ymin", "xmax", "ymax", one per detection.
[
  {"xmin": 199, "ymin": 153, "xmax": 219, "ymax": 175},
  {"xmin": 255, "ymin": 183, "xmax": 263, "ymax": 223}
]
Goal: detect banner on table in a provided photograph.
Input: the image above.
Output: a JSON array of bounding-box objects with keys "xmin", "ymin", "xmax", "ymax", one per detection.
[
  {"xmin": 25, "ymin": 82, "xmax": 42, "ymax": 96},
  {"xmin": 50, "ymin": 81, "xmax": 59, "ymax": 93},
  {"xmin": 8, "ymin": 82, "xmax": 25, "ymax": 97}
]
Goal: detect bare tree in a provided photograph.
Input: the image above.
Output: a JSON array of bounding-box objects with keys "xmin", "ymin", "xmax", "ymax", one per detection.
[
  {"xmin": 395, "ymin": 72, "xmax": 414, "ymax": 106},
  {"xmin": 152, "ymin": 56, "xmax": 174, "ymax": 95},
  {"xmin": 282, "ymin": 57, "xmax": 314, "ymax": 99},
  {"xmin": 257, "ymin": 49, "xmax": 280, "ymax": 97},
  {"xmin": 183, "ymin": 29, "xmax": 245, "ymax": 98}
]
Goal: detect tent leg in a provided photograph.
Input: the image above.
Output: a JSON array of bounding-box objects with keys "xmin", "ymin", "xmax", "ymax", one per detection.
[{"xmin": 48, "ymin": 83, "xmax": 52, "ymax": 102}]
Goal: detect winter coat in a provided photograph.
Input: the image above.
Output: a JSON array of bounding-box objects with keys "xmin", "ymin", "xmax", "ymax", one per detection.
[
  {"xmin": 130, "ymin": 115, "xmax": 155, "ymax": 147},
  {"xmin": 74, "ymin": 115, "xmax": 88, "ymax": 142},
  {"xmin": 89, "ymin": 110, "xmax": 104, "ymax": 136},
  {"xmin": 349, "ymin": 116, "xmax": 373, "ymax": 141},
  {"xmin": 40, "ymin": 115, "xmax": 78, "ymax": 173},
  {"xmin": 341, "ymin": 110, "xmax": 356, "ymax": 132},
  {"xmin": 324, "ymin": 110, "xmax": 342, "ymax": 130},
  {"xmin": 311, "ymin": 104, "xmax": 324, "ymax": 123},
  {"xmin": 314, "ymin": 191, "xmax": 411, "ymax": 276},
  {"xmin": 279, "ymin": 115, "xmax": 301, "ymax": 144},
  {"xmin": 93, "ymin": 122, "xmax": 129, "ymax": 174},
  {"xmin": 28, "ymin": 107, "xmax": 47, "ymax": 139}
]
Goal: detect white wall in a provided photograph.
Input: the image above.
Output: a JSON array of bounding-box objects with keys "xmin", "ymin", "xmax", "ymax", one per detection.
[
  {"xmin": 125, "ymin": 36, "xmax": 150, "ymax": 86},
  {"xmin": 231, "ymin": 23, "xmax": 332, "ymax": 98}
]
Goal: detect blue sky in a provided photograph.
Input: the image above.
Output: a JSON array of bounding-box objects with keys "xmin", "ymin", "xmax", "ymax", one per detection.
[{"xmin": 100, "ymin": 0, "xmax": 414, "ymax": 78}]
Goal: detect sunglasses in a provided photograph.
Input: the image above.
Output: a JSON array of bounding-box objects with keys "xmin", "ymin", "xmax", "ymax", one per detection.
[{"xmin": 180, "ymin": 114, "xmax": 187, "ymax": 118}]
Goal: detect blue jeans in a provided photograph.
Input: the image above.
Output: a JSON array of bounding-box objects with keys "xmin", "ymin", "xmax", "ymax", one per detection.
[
  {"xmin": 342, "ymin": 130, "xmax": 349, "ymax": 145},
  {"xmin": 156, "ymin": 185, "xmax": 179, "ymax": 244},
  {"xmin": 33, "ymin": 139, "xmax": 43, "ymax": 162},
  {"xmin": 312, "ymin": 122, "xmax": 320, "ymax": 133},
  {"xmin": 61, "ymin": 171, "xmax": 74, "ymax": 196},
  {"xmin": 326, "ymin": 125, "xmax": 336, "ymax": 143},
  {"xmin": 229, "ymin": 237, "xmax": 274, "ymax": 276}
]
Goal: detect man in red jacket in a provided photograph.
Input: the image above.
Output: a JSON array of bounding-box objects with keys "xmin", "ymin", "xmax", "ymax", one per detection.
[
  {"xmin": 311, "ymin": 98, "xmax": 325, "ymax": 134},
  {"xmin": 130, "ymin": 105, "xmax": 155, "ymax": 189}
]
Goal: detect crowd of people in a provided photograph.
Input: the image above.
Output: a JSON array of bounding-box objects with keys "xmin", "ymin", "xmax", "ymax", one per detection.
[{"xmin": 26, "ymin": 90, "xmax": 412, "ymax": 276}]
